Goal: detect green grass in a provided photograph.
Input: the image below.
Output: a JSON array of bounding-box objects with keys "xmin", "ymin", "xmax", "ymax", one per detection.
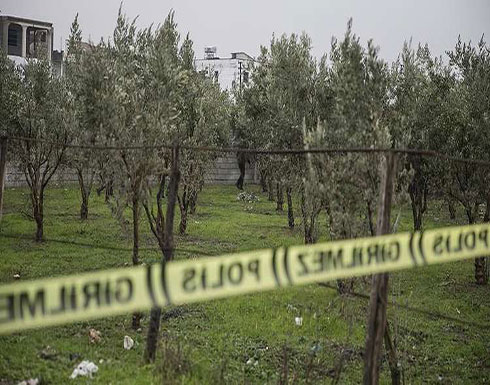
[{"xmin": 0, "ymin": 184, "xmax": 488, "ymax": 384}]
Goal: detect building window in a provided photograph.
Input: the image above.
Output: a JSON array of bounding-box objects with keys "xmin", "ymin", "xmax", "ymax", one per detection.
[
  {"xmin": 243, "ymin": 70, "xmax": 249, "ymax": 84},
  {"xmin": 8, "ymin": 28, "xmax": 18, "ymax": 46},
  {"xmin": 27, "ymin": 29, "xmax": 48, "ymax": 58}
]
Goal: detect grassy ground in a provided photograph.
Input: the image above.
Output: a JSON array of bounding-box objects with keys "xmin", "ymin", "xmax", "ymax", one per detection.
[{"xmin": 0, "ymin": 184, "xmax": 488, "ymax": 384}]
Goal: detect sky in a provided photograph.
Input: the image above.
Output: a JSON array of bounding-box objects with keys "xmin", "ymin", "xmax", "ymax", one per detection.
[{"xmin": 1, "ymin": 0, "xmax": 489, "ymax": 63}]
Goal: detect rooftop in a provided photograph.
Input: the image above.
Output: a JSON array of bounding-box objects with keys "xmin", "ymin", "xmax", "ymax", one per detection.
[
  {"xmin": 0, "ymin": 14, "xmax": 53, "ymax": 28},
  {"xmin": 196, "ymin": 52, "xmax": 255, "ymax": 61}
]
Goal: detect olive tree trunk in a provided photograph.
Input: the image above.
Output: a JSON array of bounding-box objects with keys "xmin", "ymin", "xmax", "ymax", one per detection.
[
  {"xmin": 447, "ymin": 196, "xmax": 456, "ymax": 220},
  {"xmin": 0, "ymin": 137, "xmax": 7, "ymax": 222},
  {"xmin": 260, "ymin": 170, "xmax": 268, "ymax": 193},
  {"xmin": 32, "ymin": 187, "xmax": 44, "ymax": 242},
  {"xmin": 408, "ymin": 158, "xmax": 427, "ymax": 231},
  {"xmin": 178, "ymin": 185, "xmax": 189, "ymax": 235},
  {"xmin": 145, "ymin": 145, "xmax": 180, "ymax": 363},
  {"xmin": 363, "ymin": 153, "xmax": 396, "ymax": 385},
  {"xmin": 475, "ymin": 193, "xmax": 489, "ymax": 285},
  {"xmin": 76, "ymin": 167, "xmax": 95, "ymax": 220},
  {"xmin": 276, "ymin": 182, "xmax": 284, "ymax": 211},
  {"xmin": 300, "ymin": 192, "xmax": 318, "ymax": 244},
  {"xmin": 286, "ymin": 186, "xmax": 294, "ymax": 228},
  {"xmin": 268, "ymin": 178, "xmax": 275, "ymax": 201},
  {"xmin": 131, "ymin": 192, "xmax": 142, "ymax": 330}
]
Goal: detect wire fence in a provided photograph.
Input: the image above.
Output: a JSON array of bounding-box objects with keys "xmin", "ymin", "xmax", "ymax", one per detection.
[
  {"xmin": 0, "ymin": 133, "xmax": 489, "ymax": 333},
  {"xmin": 5, "ymin": 135, "xmax": 490, "ymax": 167}
]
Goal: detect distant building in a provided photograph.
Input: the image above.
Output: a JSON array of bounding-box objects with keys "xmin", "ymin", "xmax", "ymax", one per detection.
[
  {"xmin": 195, "ymin": 46, "xmax": 254, "ymax": 91},
  {"xmin": 0, "ymin": 14, "xmax": 63, "ymax": 75}
]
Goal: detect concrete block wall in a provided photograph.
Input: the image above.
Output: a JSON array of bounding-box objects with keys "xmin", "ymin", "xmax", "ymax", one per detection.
[
  {"xmin": 4, "ymin": 164, "xmax": 78, "ymax": 187},
  {"xmin": 205, "ymin": 155, "xmax": 257, "ymax": 184},
  {"xmin": 5, "ymin": 156, "xmax": 256, "ymax": 187}
]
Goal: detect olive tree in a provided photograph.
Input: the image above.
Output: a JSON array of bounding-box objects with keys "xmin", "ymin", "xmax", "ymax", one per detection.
[
  {"xmin": 176, "ymin": 35, "xmax": 230, "ymax": 234},
  {"xmin": 140, "ymin": 11, "xmax": 183, "ymax": 251},
  {"xmin": 0, "ymin": 47, "xmax": 21, "ymax": 222},
  {"xmin": 445, "ymin": 37, "xmax": 490, "ymax": 284},
  {"xmin": 8, "ymin": 59, "xmax": 70, "ymax": 241},
  {"xmin": 0, "ymin": 47, "xmax": 21, "ymax": 136},
  {"xmin": 64, "ymin": 15, "xmax": 99, "ymax": 220},
  {"xmin": 305, "ymin": 20, "xmax": 409, "ymax": 272},
  {"xmin": 389, "ymin": 42, "xmax": 434, "ymax": 230},
  {"xmin": 232, "ymin": 46, "xmax": 276, "ymax": 199},
  {"xmin": 92, "ymin": 10, "xmax": 173, "ymax": 329},
  {"xmin": 268, "ymin": 33, "xmax": 317, "ymax": 230},
  {"xmin": 236, "ymin": 33, "xmax": 317, "ymax": 234}
]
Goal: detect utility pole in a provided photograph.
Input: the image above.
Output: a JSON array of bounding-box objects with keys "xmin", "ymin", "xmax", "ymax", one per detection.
[{"xmin": 239, "ymin": 61, "xmax": 242, "ymax": 92}]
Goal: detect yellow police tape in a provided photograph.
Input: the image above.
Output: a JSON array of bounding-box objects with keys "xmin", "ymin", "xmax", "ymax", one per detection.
[{"xmin": 0, "ymin": 223, "xmax": 489, "ymax": 334}]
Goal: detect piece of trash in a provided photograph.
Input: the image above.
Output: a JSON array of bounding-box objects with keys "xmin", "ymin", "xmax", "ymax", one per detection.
[
  {"xmin": 39, "ymin": 345, "xmax": 57, "ymax": 360},
  {"xmin": 88, "ymin": 328, "xmax": 101, "ymax": 344},
  {"xmin": 295, "ymin": 317, "xmax": 303, "ymax": 326},
  {"xmin": 13, "ymin": 273, "xmax": 20, "ymax": 279},
  {"xmin": 99, "ymin": 359, "xmax": 104, "ymax": 364},
  {"xmin": 310, "ymin": 343, "xmax": 321, "ymax": 354},
  {"xmin": 237, "ymin": 191, "xmax": 259, "ymax": 203},
  {"xmin": 70, "ymin": 360, "xmax": 98, "ymax": 379},
  {"xmin": 123, "ymin": 335, "xmax": 134, "ymax": 350},
  {"xmin": 17, "ymin": 379, "xmax": 39, "ymax": 385},
  {"xmin": 456, "ymin": 308, "xmax": 461, "ymax": 315}
]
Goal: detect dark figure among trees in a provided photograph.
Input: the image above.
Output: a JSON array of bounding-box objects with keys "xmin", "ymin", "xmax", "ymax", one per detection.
[{"xmin": 236, "ymin": 152, "xmax": 248, "ymax": 190}]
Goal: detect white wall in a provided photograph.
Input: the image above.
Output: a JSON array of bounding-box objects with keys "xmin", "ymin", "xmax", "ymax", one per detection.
[{"xmin": 195, "ymin": 57, "xmax": 252, "ymax": 91}]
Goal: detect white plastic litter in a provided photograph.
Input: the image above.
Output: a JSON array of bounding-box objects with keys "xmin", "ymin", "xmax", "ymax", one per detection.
[
  {"xmin": 17, "ymin": 379, "xmax": 39, "ymax": 385},
  {"xmin": 70, "ymin": 360, "xmax": 98, "ymax": 379},
  {"xmin": 295, "ymin": 316, "xmax": 303, "ymax": 326},
  {"xmin": 123, "ymin": 335, "xmax": 134, "ymax": 350}
]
